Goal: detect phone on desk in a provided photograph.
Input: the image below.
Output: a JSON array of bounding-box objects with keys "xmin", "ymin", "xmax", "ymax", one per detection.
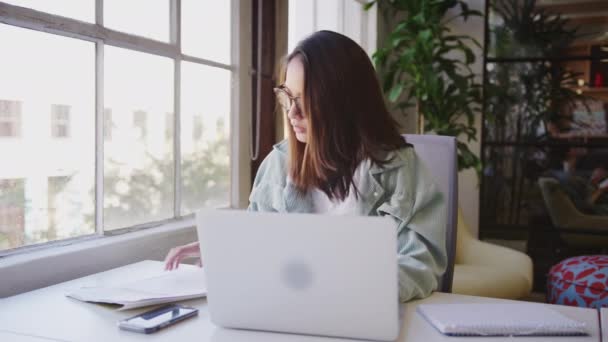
[{"xmin": 118, "ymin": 304, "xmax": 198, "ymax": 334}]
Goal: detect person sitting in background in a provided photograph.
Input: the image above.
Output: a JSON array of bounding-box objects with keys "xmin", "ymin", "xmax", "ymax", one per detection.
[
  {"xmin": 554, "ymin": 166, "xmax": 608, "ymax": 216},
  {"xmin": 589, "ymin": 167, "xmax": 608, "ymax": 214},
  {"xmin": 165, "ymin": 30, "xmax": 447, "ymax": 302}
]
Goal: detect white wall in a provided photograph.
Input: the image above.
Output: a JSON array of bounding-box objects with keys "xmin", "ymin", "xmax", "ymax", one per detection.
[
  {"xmin": 447, "ymin": 0, "xmax": 484, "ymax": 236},
  {"xmin": 288, "ymin": 0, "xmax": 377, "ymax": 57}
]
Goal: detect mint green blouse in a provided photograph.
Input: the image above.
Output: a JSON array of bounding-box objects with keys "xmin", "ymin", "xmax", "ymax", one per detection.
[{"xmin": 248, "ymin": 140, "xmax": 447, "ymax": 302}]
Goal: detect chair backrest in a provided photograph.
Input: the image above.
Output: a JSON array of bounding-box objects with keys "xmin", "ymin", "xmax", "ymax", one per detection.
[
  {"xmin": 403, "ymin": 134, "xmax": 458, "ymax": 293},
  {"xmin": 538, "ymin": 177, "xmax": 578, "ymax": 228}
]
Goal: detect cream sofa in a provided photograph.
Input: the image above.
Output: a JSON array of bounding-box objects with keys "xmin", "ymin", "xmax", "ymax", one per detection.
[{"xmin": 452, "ymin": 210, "xmax": 534, "ymax": 299}]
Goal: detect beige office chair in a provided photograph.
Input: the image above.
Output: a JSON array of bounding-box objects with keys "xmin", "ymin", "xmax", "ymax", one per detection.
[
  {"xmin": 452, "ymin": 209, "xmax": 534, "ymax": 299},
  {"xmin": 403, "ymin": 134, "xmax": 457, "ymax": 293},
  {"xmin": 401, "ymin": 134, "xmax": 532, "ymax": 298}
]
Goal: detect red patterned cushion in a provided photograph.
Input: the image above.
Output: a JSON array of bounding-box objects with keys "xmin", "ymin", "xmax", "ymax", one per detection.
[{"xmin": 547, "ymin": 255, "xmax": 608, "ymax": 308}]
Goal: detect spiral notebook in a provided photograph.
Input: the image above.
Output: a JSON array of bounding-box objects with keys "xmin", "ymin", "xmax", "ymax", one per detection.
[{"xmin": 417, "ymin": 303, "xmax": 588, "ymax": 336}]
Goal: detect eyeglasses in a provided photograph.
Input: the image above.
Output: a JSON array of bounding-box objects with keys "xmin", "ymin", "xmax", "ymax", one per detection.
[{"xmin": 273, "ymin": 84, "xmax": 302, "ymax": 116}]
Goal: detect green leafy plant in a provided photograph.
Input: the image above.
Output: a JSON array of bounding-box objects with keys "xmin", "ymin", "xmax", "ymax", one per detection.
[
  {"xmin": 490, "ymin": 0, "xmax": 578, "ymax": 59},
  {"xmin": 367, "ymin": 0, "xmax": 483, "ymax": 172}
]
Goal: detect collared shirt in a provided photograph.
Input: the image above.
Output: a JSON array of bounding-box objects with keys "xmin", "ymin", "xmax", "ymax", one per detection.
[{"xmin": 248, "ymin": 140, "xmax": 447, "ymax": 302}]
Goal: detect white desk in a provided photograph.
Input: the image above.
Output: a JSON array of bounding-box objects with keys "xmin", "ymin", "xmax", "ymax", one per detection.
[
  {"xmin": 602, "ymin": 308, "xmax": 607, "ymax": 342},
  {"xmin": 0, "ymin": 331, "xmax": 58, "ymax": 341},
  {"xmin": 0, "ymin": 260, "xmax": 602, "ymax": 342}
]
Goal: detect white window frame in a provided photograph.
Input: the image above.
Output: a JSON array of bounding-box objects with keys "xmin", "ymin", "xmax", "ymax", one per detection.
[{"xmin": 0, "ymin": 0, "xmax": 252, "ymax": 259}]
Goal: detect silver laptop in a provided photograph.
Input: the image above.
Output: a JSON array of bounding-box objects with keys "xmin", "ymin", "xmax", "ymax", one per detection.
[{"xmin": 196, "ymin": 209, "xmax": 400, "ymax": 341}]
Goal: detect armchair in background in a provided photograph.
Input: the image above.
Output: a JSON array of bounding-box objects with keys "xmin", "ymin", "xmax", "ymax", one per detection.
[
  {"xmin": 452, "ymin": 209, "xmax": 534, "ymax": 299},
  {"xmin": 538, "ymin": 177, "xmax": 608, "ymax": 248}
]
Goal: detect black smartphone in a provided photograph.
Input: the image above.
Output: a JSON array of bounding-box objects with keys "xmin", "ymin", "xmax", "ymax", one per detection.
[{"xmin": 118, "ymin": 304, "xmax": 198, "ymax": 334}]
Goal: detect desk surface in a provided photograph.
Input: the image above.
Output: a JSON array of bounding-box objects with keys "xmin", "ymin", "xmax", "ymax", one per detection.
[
  {"xmin": 0, "ymin": 260, "xmax": 602, "ymax": 342},
  {"xmin": 602, "ymin": 308, "xmax": 607, "ymax": 342}
]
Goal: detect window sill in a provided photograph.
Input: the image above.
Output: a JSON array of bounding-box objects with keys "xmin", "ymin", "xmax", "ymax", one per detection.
[{"xmin": 0, "ymin": 217, "xmax": 198, "ymax": 298}]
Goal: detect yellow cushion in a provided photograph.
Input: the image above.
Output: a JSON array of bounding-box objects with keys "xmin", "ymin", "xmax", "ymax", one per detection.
[{"xmin": 453, "ymin": 264, "xmax": 532, "ymax": 299}]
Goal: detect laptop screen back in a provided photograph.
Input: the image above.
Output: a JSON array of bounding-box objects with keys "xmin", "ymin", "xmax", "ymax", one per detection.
[{"xmin": 197, "ymin": 209, "xmax": 400, "ymax": 341}]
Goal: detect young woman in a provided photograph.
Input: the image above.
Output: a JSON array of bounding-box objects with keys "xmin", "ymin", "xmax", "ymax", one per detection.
[{"xmin": 165, "ymin": 30, "xmax": 447, "ymax": 302}]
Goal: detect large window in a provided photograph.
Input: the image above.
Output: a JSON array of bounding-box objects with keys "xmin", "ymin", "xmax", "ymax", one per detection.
[{"xmin": 0, "ymin": 1, "xmax": 236, "ymax": 252}]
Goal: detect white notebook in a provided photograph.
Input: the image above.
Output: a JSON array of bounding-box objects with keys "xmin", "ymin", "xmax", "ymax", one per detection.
[
  {"xmin": 417, "ymin": 303, "xmax": 588, "ymax": 336},
  {"xmin": 66, "ymin": 265, "xmax": 207, "ymax": 310}
]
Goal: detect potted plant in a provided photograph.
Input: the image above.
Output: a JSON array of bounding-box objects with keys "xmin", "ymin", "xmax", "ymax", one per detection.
[{"xmin": 366, "ymin": 0, "xmax": 483, "ymax": 172}]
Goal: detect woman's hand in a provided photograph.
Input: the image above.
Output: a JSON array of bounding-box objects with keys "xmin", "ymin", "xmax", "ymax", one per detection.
[{"xmin": 164, "ymin": 241, "xmax": 202, "ymax": 271}]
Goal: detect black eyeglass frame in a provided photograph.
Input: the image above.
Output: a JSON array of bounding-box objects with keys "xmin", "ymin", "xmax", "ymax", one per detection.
[{"xmin": 273, "ymin": 84, "xmax": 302, "ymax": 116}]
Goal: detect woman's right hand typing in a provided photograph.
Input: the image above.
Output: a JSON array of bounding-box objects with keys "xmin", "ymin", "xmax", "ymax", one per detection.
[{"xmin": 164, "ymin": 241, "xmax": 202, "ymax": 271}]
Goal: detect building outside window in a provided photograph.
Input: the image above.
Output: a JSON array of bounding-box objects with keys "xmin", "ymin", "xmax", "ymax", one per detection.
[
  {"xmin": 47, "ymin": 176, "xmax": 72, "ymax": 241},
  {"xmin": 0, "ymin": 179, "xmax": 25, "ymax": 250},
  {"xmin": 51, "ymin": 104, "xmax": 70, "ymax": 138},
  {"xmin": 192, "ymin": 114, "xmax": 203, "ymax": 141},
  {"xmin": 0, "ymin": 100, "xmax": 22, "ymax": 138},
  {"xmin": 164, "ymin": 112, "xmax": 174, "ymax": 142},
  {"xmin": 133, "ymin": 110, "xmax": 147, "ymax": 140}
]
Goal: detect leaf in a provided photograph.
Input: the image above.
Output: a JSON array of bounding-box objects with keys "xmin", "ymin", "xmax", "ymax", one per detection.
[
  {"xmin": 389, "ymin": 84, "xmax": 404, "ymax": 102},
  {"xmin": 383, "ymin": 69, "xmax": 397, "ymax": 92},
  {"xmin": 465, "ymin": 48, "xmax": 475, "ymax": 64},
  {"xmin": 363, "ymin": 1, "xmax": 376, "ymax": 11},
  {"xmin": 419, "ymin": 29, "xmax": 433, "ymax": 42},
  {"xmin": 466, "ymin": 9, "xmax": 483, "ymax": 17},
  {"xmin": 397, "ymin": 102, "xmax": 416, "ymax": 110},
  {"xmin": 460, "ymin": 1, "xmax": 470, "ymax": 20}
]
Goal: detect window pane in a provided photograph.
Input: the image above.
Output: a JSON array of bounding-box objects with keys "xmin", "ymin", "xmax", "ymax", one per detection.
[
  {"xmin": 3, "ymin": 0, "xmax": 94, "ymax": 23},
  {"xmin": 180, "ymin": 62, "xmax": 230, "ymax": 214},
  {"xmin": 182, "ymin": 0, "xmax": 231, "ymax": 64},
  {"xmin": 0, "ymin": 24, "xmax": 95, "ymax": 250},
  {"xmin": 104, "ymin": 46, "xmax": 174, "ymax": 230},
  {"xmin": 104, "ymin": 0, "xmax": 169, "ymax": 42}
]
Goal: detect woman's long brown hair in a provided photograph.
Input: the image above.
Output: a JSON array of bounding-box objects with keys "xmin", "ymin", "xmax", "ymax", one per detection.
[{"xmin": 284, "ymin": 30, "xmax": 408, "ymax": 201}]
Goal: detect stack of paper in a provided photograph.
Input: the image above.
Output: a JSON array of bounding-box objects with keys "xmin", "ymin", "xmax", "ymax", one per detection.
[{"xmin": 66, "ymin": 266, "xmax": 206, "ymax": 310}]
